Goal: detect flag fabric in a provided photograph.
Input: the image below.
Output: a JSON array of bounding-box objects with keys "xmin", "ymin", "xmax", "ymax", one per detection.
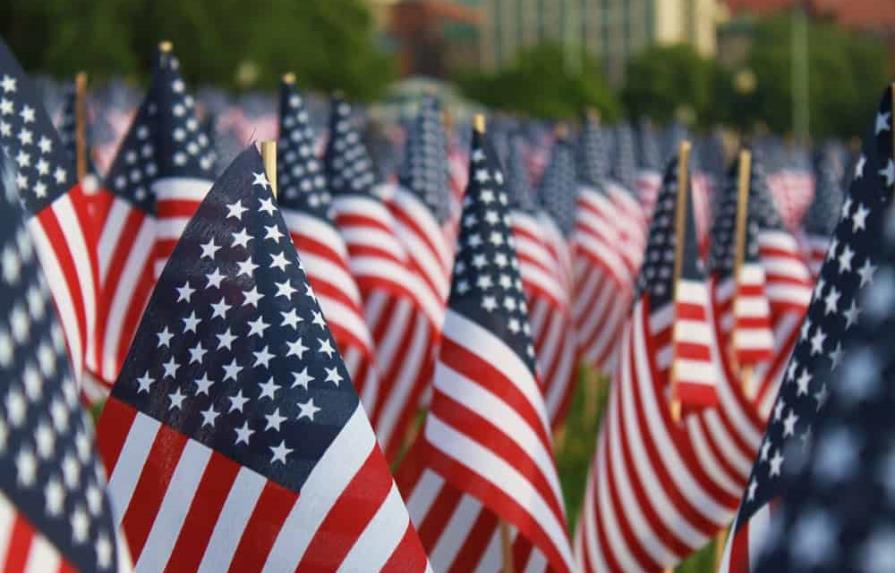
[
  {"xmin": 92, "ymin": 46, "xmax": 215, "ymax": 399},
  {"xmin": 57, "ymin": 78, "xmax": 99, "ymax": 193},
  {"xmin": 708, "ymin": 159, "xmax": 776, "ymax": 382},
  {"xmin": 764, "ymin": 145, "xmax": 816, "ymax": 232},
  {"xmin": 802, "ymin": 145, "xmax": 844, "ymax": 277},
  {"xmin": 575, "ymin": 153, "xmax": 765, "ymax": 571},
  {"xmin": 96, "ymin": 146, "xmax": 430, "ymax": 572},
  {"xmin": 0, "ymin": 155, "xmax": 125, "ymax": 571},
  {"xmin": 635, "ymin": 119, "xmax": 664, "ymax": 216},
  {"xmin": 572, "ymin": 115, "xmax": 642, "ymax": 373},
  {"xmin": 327, "ymin": 98, "xmax": 442, "ymax": 460},
  {"xmin": 718, "ymin": 86, "xmax": 894, "ymax": 573},
  {"xmin": 275, "ymin": 78, "xmax": 381, "ymax": 415},
  {"xmin": 397, "ymin": 124, "xmax": 575, "ymax": 573},
  {"xmin": 0, "ymin": 39, "xmax": 98, "ymax": 392}
]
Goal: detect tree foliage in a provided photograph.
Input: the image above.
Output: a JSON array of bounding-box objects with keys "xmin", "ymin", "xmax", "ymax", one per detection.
[
  {"xmin": 456, "ymin": 43, "xmax": 621, "ymax": 121},
  {"xmin": 0, "ymin": 0, "xmax": 395, "ymax": 100}
]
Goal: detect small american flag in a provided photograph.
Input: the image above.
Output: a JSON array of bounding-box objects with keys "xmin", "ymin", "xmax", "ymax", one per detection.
[
  {"xmin": 0, "ymin": 39, "xmax": 98, "ymax": 393},
  {"xmin": 0, "ymin": 155, "xmax": 124, "ymax": 571},
  {"xmin": 802, "ymin": 145, "xmax": 845, "ymax": 277},
  {"xmin": 96, "ymin": 146, "xmax": 430, "ymax": 571},
  {"xmin": 718, "ymin": 85, "xmax": 894, "ymax": 573},
  {"xmin": 92, "ymin": 45, "xmax": 215, "ymax": 400},
  {"xmin": 398, "ymin": 122, "xmax": 575, "ymax": 572}
]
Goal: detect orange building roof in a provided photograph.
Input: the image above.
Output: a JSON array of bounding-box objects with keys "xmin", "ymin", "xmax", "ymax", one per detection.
[{"xmin": 726, "ymin": 0, "xmax": 895, "ymax": 31}]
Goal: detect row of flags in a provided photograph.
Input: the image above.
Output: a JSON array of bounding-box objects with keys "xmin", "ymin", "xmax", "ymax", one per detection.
[{"xmin": 0, "ymin": 32, "xmax": 890, "ymax": 572}]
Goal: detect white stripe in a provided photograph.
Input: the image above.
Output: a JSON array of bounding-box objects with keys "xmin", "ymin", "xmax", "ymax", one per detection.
[
  {"xmin": 107, "ymin": 412, "xmax": 161, "ymax": 525},
  {"xmin": 376, "ymin": 312, "xmax": 429, "ymax": 445},
  {"xmin": 316, "ymin": 294, "xmax": 373, "ymax": 350},
  {"xmin": 674, "ymin": 359, "xmax": 718, "ymax": 384},
  {"xmin": 406, "ymin": 469, "xmax": 444, "ymax": 527},
  {"xmin": 29, "ymin": 219, "xmax": 82, "ymax": 379},
  {"xmin": 301, "ymin": 252, "xmax": 363, "ymax": 306},
  {"xmin": 340, "ymin": 484, "xmax": 410, "ymax": 571},
  {"xmin": 685, "ymin": 418, "xmax": 742, "ymax": 497},
  {"xmin": 153, "ymin": 177, "xmax": 211, "ymax": 202},
  {"xmin": 394, "ymin": 217, "xmax": 450, "ymax": 299},
  {"xmin": 735, "ymin": 297, "xmax": 772, "ymax": 318},
  {"xmin": 262, "ymin": 405, "xmax": 375, "ymax": 572},
  {"xmin": 98, "ymin": 198, "xmax": 133, "ymax": 279},
  {"xmin": 429, "ymin": 493, "xmax": 482, "ymax": 570},
  {"xmin": 341, "ymin": 227, "xmax": 407, "ymax": 261},
  {"xmin": 154, "ymin": 217, "xmax": 192, "ymax": 241},
  {"xmin": 136, "ymin": 440, "xmax": 212, "ymax": 572},
  {"xmin": 747, "ymin": 503, "xmax": 772, "ymax": 567},
  {"xmin": 282, "ymin": 210, "xmax": 349, "ymax": 261},
  {"xmin": 425, "ymin": 415, "xmax": 574, "ymax": 571},
  {"xmin": 23, "ymin": 531, "xmax": 60, "ymax": 573},
  {"xmin": 702, "ymin": 411, "xmax": 752, "ymax": 476},
  {"xmin": 675, "ymin": 280, "xmax": 709, "ymax": 302},
  {"xmin": 674, "ymin": 320, "xmax": 713, "ymax": 345},
  {"xmin": 434, "ymin": 362, "xmax": 564, "ymax": 504},
  {"xmin": 761, "ymin": 257, "xmax": 811, "ymax": 281},
  {"xmin": 350, "ymin": 257, "xmax": 443, "ymax": 325},
  {"xmin": 0, "ymin": 493, "xmax": 14, "ymax": 561},
  {"xmin": 197, "ymin": 467, "xmax": 266, "ymax": 573},
  {"xmin": 392, "ymin": 187, "xmax": 453, "ymax": 266},
  {"xmin": 442, "ymin": 310, "xmax": 550, "ymax": 436},
  {"xmin": 764, "ymin": 284, "xmax": 813, "ymax": 306},
  {"xmin": 735, "ymin": 329, "xmax": 775, "ymax": 350}
]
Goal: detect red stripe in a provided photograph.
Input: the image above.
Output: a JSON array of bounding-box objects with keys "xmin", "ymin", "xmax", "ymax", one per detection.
[
  {"xmin": 156, "ymin": 199, "xmax": 202, "ymax": 219},
  {"xmin": 121, "ymin": 424, "xmax": 189, "ymax": 561},
  {"xmin": 446, "ymin": 509, "xmax": 497, "ymax": 573},
  {"xmin": 227, "ymin": 481, "xmax": 298, "ymax": 573},
  {"xmin": 3, "ymin": 514, "xmax": 33, "ymax": 573},
  {"xmin": 163, "ymin": 452, "xmax": 241, "ymax": 573},
  {"xmin": 728, "ymin": 523, "xmax": 750, "ymax": 573},
  {"xmin": 297, "ymin": 450, "xmax": 390, "ymax": 571},
  {"xmin": 416, "ymin": 484, "xmax": 462, "ymax": 550},
  {"xmin": 380, "ymin": 524, "xmax": 430, "ymax": 573},
  {"xmin": 96, "ymin": 396, "xmax": 138, "ymax": 474}
]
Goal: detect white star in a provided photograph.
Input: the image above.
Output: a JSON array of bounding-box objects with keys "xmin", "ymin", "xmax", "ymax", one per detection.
[
  {"xmin": 157, "ymin": 326, "xmax": 174, "ymax": 347},
  {"xmin": 287, "ymin": 337, "xmax": 308, "ymax": 359},
  {"xmin": 270, "ymin": 440, "xmax": 292, "ymax": 464},
  {"xmin": 254, "ymin": 346, "xmax": 275, "ymax": 368},
  {"xmin": 200, "ymin": 405, "xmax": 219, "ymax": 428},
  {"xmin": 269, "ymin": 251, "xmax": 290, "ymax": 272},
  {"xmin": 252, "ymin": 172, "xmax": 270, "ymax": 189},
  {"xmin": 217, "ymin": 328, "xmax": 236, "ymax": 350},
  {"xmin": 136, "ymin": 371, "xmax": 155, "ymax": 393},
  {"xmin": 227, "ymin": 200, "xmax": 248, "ymax": 220},
  {"xmin": 877, "ymin": 110, "xmax": 892, "ymax": 133},
  {"xmin": 292, "ymin": 368, "xmax": 314, "ymax": 390},
  {"xmin": 880, "ymin": 159, "xmax": 895, "ymax": 187},
  {"xmin": 168, "ymin": 388, "xmax": 186, "ymax": 410},
  {"xmin": 297, "ymin": 398, "xmax": 321, "ymax": 421},
  {"xmin": 823, "ymin": 287, "xmax": 840, "ymax": 315},
  {"xmin": 815, "ymin": 384, "xmax": 829, "ymax": 410},
  {"xmin": 45, "ymin": 478, "xmax": 64, "ymax": 516},
  {"xmin": 234, "ymin": 421, "xmax": 254, "ymax": 445},
  {"xmin": 182, "ymin": 311, "xmax": 202, "ymax": 333},
  {"xmin": 858, "ymin": 258, "xmax": 877, "ymax": 287},
  {"xmin": 265, "ymin": 408, "xmax": 287, "ymax": 432},
  {"xmin": 0, "ymin": 75, "xmax": 15, "ymax": 92},
  {"xmin": 95, "ymin": 534, "xmax": 112, "ymax": 569},
  {"xmin": 482, "ymin": 296, "xmax": 497, "ymax": 312},
  {"xmin": 258, "ymin": 377, "xmax": 280, "ymax": 400},
  {"xmin": 222, "ymin": 358, "xmax": 243, "ymax": 381},
  {"xmin": 231, "ymin": 228, "xmax": 252, "ymax": 249},
  {"xmin": 19, "ymin": 105, "xmax": 35, "ymax": 123},
  {"xmin": 281, "ymin": 309, "xmax": 302, "ymax": 329},
  {"xmin": 830, "ymin": 342, "xmax": 844, "ymax": 370},
  {"xmin": 324, "ymin": 366, "xmax": 343, "ymax": 386},
  {"xmin": 16, "ymin": 449, "xmax": 36, "ymax": 486},
  {"xmin": 809, "ymin": 327, "xmax": 826, "ymax": 355},
  {"xmin": 195, "ymin": 373, "xmax": 214, "ymax": 395},
  {"xmin": 211, "ymin": 297, "xmax": 231, "ymax": 319},
  {"xmin": 200, "ymin": 239, "xmax": 220, "ymax": 259},
  {"xmin": 162, "ymin": 357, "xmax": 179, "ymax": 378},
  {"xmin": 852, "ymin": 203, "xmax": 870, "ymax": 232},
  {"xmin": 769, "ymin": 449, "xmax": 784, "ymax": 477},
  {"xmin": 312, "ymin": 310, "xmax": 326, "ymax": 329},
  {"xmin": 746, "ymin": 479, "xmax": 757, "ymax": 501},
  {"xmin": 248, "ymin": 316, "xmax": 270, "ymax": 338},
  {"xmin": 265, "ymin": 225, "xmax": 284, "ymax": 242},
  {"xmin": 855, "ymin": 155, "xmax": 866, "ymax": 178},
  {"xmin": 229, "ymin": 390, "xmax": 249, "ymax": 413},
  {"xmin": 259, "ymin": 197, "xmax": 277, "ymax": 215},
  {"xmin": 796, "ymin": 369, "xmax": 811, "ymax": 396},
  {"xmin": 838, "ymin": 245, "xmax": 854, "ymax": 273},
  {"xmin": 275, "ymin": 280, "xmax": 297, "ymax": 299},
  {"xmin": 206, "ymin": 268, "xmax": 225, "ymax": 289},
  {"xmin": 188, "ymin": 342, "xmax": 207, "ymax": 364},
  {"xmin": 237, "ymin": 257, "xmax": 258, "ymax": 277},
  {"xmin": 844, "ymin": 299, "xmax": 861, "ymax": 329},
  {"xmin": 242, "ymin": 286, "xmax": 264, "ymax": 307},
  {"xmin": 318, "ymin": 338, "xmax": 336, "ymax": 358},
  {"xmin": 782, "ymin": 409, "xmax": 799, "ymax": 437},
  {"xmin": 70, "ymin": 507, "xmax": 89, "ymax": 544}
]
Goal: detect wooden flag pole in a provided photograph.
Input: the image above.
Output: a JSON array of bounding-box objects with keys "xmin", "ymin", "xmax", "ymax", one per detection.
[
  {"xmin": 731, "ymin": 149, "xmax": 753, "ymax": 397},
  {"xmin": 668, "ymin": 140, "xmax": 692, "ymax": 424},
  {"xmin": 473, "ymin": 112, "xmax": 514, "ymax": 573},
  {"xmin": 261, "ymin": 141, "xmax": 277, "ymax": 199},
  {"xmin": 74, "ymin": 72, "xmax": 88, "ymax": 182}
]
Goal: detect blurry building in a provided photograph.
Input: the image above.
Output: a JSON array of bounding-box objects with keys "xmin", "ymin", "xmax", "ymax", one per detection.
[
  {"xmin": 477, "ymin": 0, "xmax": 720, "ymax": 84},
  {"xmin": 387, "ymin": 1, "xmax": 482, "ymax": 77}
]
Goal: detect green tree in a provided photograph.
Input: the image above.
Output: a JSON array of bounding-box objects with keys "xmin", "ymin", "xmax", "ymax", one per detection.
[{"xmin": 456, "ymin": 43, "xmax": 621, "ymax": 120}]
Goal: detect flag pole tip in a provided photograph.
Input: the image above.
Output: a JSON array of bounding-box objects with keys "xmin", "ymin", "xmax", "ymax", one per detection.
[
  {"xmin": 282, "ymin": 72, "xmax": 296, "ymax": 85},
  {"xmin": 554, "ymin": 123, "xmax": 569, "ymax": 139},
  {"xmin": 75, "ymin": 71, "xmax": 87, "ymax": 87},
  {"xmin": 474, "ymin": 114, "xmax": 486, "ymax": 134},
  {"xmin": 586, "ymin": 108, "xmax": 601, "ymax": 122},
  {"xmin": 158, "ymin": 40, "xmax": 173, "ymax": 53}
]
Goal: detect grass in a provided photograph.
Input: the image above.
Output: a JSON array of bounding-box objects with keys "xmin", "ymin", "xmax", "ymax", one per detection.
[{"xmin": 554, "ymin": 365, "xmax": 717, "ymax": 573}]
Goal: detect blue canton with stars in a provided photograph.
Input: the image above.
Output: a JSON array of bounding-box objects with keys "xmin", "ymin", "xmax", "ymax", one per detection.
[
  {"xmin": 111, "ymin": 146, "xmax": 358, "ymax": 492},
  {"xmin": 538, "ymin": 136, "xmax": 578, "ymax": 237},
  {"xmin": 708, "ymin": 157, "xmax": 763, "ymax": 281},
  {"xmin": 734, "ymin": 85, "xmax": 894, "ymax": 535},
  {"xmin": 325, "ymin": 98, "xmax": 378, "ymax": 199},
  {"xmin": 276, "ymin": 78, "xmax": 329, "ymax": 219},
  {"xmin": 611, "ymin": 122, "xmax": 638, "ymax": 191},
  {"xmin": 804, "ymin": 144, "xmax": 845, "ymax": 239},
  {"xmin": 104, "ymin": 46, "xmax": 215, "ymax": 214},
  {"xmin": 0, "ymin": 39, "xmax": 76, "ymax": 215},
  {"xmin": 399, "ymin": 96, "xmax": 451, "ymax": 224},
  {"xmin": 450, "ymin": 127, "xmax": 537, "ymax": 373},
  {"xmin": 0, "ymin": 156, "xmax": 119, "ymax": 570},
  {"xmin": 575, "ymin": 113, "xmax": 610, "ymax": 188},
  {"xmin": 503, "ymin": 131, "xmax": 537, "ymax": 213}
]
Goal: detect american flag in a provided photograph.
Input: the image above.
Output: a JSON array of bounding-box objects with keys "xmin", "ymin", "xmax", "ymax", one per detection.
[
  {"xmin": 802, "ymin": 145, "xmax": 845, "ymax": 277},
  {"xmin": 575, "ymin": 152, "xmax": 766, "ymax": 571},
  {"xmin": 397, "ymin": 121, "xmax": 575, "ymax": 573},
  {"xmin": 0, "ymin": 155, "xmax": 125, "ymax": 571},
  {"xmin": 56, "ymin": 77, "xmax": 99, "ymax": 190},
  {"xmin": 327, "ymin": 98, "xmax": 441, "ymax": 460},
  {"xmin": 572, "ymin": 115, "xmax": 642, "ymax": 374},
  {"xmin": 92, "ymin": 45, "xmax": 215, "ymax": 400},
  {"xmin": 275, "ymin": 77, "xmax": 381, "ymax": 416},
  {"xmin": 611, "ymin": 122, "xmax": 639, "ymax": 192},
  {"xmin": 746, "ymin": 155, "xmax": 814, "ymax": 417},
  {"xmin": 516, "ymin": 134, "xmax": 579, "ymax": 428},
  {"xmin": 96, "ymin": 146, "xmax": 430, "ymax": 571},
  {"xmin": 635, "ymin": 118, "xmax": 664, "ymax": 216},
  {"xmin": 0, "ymin": 39, "xmax": 98, "ymax": 392},
  {"xmin": 708, "ymin": 157, "xmax": 776, "ymax": 383},
  {"xmin": 718, "ymin": 85, "xmax": 894, "ymax": 573}
]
